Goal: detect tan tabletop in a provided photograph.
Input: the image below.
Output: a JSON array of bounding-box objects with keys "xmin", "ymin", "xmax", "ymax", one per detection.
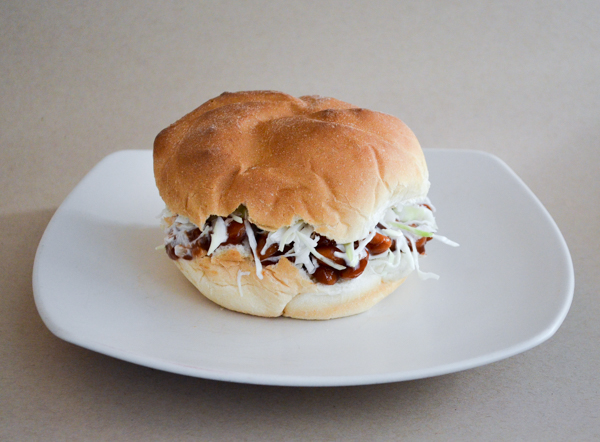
[{"xmin": 2, "ymin": 1, "xmax": 599, "ymax": 440}]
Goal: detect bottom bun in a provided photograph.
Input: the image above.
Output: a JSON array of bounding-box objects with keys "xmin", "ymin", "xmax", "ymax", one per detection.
[{"xmin": 174, "ymin": 245, "xmax": 406, "ymax": 320}]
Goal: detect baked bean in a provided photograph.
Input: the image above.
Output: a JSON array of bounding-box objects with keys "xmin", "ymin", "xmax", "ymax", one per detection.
[
  {"xmin": 313, "ymin": 266, "xmax": 339, "ymax": 285},
  {"xmin": 198, "ymin": 234, "xmax": 211, "ymax": 251},
  {"xmin": 366, "ymin": 232, "xmax": 392, "ymax": 255},
  {"xmin": 257, "ymin": 235, "xmax": 279, "ymax": 261},
  {"xmin": 316, "ymin": 235, "xmax": 336, "ymax": 248},
  {"xmin": 185, "ymin": 228, "xmax": 201, "ymax": 242},
  {"xmin": 224, "ymin": 221, "xmax": 246, "ymax": 245},
  {"xmin": 339, "ymin": 252, "xmax": 369, "ymax": 279},
  {"xmin": 416, "ymin": 236, "xmax": 432, "ymax": 255},
  {"xmin": 191, "ymin": 242, "xmax": 204, "ymax": 256},
  {"xmin": 315, "ymin": 245, "xmax": 346, "ymax": 266},
  {"xmin": 165, "ymin": 244, "xmax": 178, "ymax": 260},
  {"xmin": 405, "ymin": 236, "xmax": 431, "ymax": 254}
]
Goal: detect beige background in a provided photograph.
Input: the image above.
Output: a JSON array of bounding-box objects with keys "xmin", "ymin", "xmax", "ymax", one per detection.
[{"xmin": 2, "ymin": 1, "xmax": 599, "ymax": 440}]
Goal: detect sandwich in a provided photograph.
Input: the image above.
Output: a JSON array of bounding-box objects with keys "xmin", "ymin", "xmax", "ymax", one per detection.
[{"xmin": 153, "ymin": 90, "xmax": 457, "ymax": 319}]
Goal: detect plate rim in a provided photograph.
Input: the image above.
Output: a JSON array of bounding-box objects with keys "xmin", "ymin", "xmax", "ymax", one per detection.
[{"xmin": 32, "ymin": 148, "xmax": 575, "ymax": 386}]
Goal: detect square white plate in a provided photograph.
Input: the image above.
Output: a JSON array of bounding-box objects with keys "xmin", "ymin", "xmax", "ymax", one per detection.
[{"xmin": 33, "ymin": 149, "xmax": 573, "ymax": 386}]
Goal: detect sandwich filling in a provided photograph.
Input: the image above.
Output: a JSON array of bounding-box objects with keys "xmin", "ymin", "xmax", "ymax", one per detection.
[{"xmin": 160, "ymin": 198, "xmax": 457, "ymax": 285}]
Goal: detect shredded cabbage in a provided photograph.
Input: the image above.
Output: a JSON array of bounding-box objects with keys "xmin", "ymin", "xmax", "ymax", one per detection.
[
  {"xmin": 207, "ymin": 217, "xmax": 227, "ymax": 255},
  {"xmin": 390, "ymin": 222, "xmax": 434, "ymax": 238},
  {"xmin": 161, "ymin": 195, "xmax": 457, "ymax": 283},
  {"xmin": 432, "ymin": 234, "xmax": 459, "ymax": 247},
  {"xmin": 237, "ymin": 270, "xmax": 250, "ymax": 297},
  {"xmin": 394, "ymin": 205, "xmax": 436, "ymax": 226},
  {"xmin": 279, "ymin": 222, "xmax": 302, "ymax": 251},
  {"xmin": 406, "ymin": 236, "xmax": 439, "ymax": 280},
  {"xmin": 344, "ymin": 243, "xmax": 357, "ymax": 267},
  {"xmin": 355, "ymin": 231, "xmax": 377, "ymax": 257},
  {"xmin": 296, "ymin": 231, "xmax": 346, "ymax": 271},
  {"xmin": 244, "ymin": 220, "xmax": 263, "ymax": 279}
]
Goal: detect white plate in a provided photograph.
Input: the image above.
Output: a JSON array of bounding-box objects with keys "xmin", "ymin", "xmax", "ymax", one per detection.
[{"xmin": 33, "ymin": 149, "xmax": 574, "ymax": 386}]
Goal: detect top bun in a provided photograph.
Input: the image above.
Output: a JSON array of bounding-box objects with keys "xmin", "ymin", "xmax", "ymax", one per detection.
[{"xmin": 154, "ymin": 90, "xmax": 429, "ymax": 243}]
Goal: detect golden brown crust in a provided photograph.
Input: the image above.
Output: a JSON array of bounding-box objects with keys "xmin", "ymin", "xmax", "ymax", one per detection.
[
  {"xmin": 154, "ymin": 90, "xmax": 429, "ymax": 243},
  {"xmin": 173, "ymin": 246, "xmax": 406, "ymax": 319}
]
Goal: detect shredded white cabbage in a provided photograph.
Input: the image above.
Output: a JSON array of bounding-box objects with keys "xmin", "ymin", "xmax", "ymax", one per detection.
[
  {"xmin": 161, "ymin": 196, "xmax": 458, "ymax": 283},
  {"xmin": 279, "ymin": 222, "xmax": 302, "ymax": 252},
  {"xmin": 295, "ymin": 228, "xmax": 346, "ymax": 271},
  {"xmin": 391, "ymin": 222, "xmax": 434, "ymax": 238},
  {"xmin": 355, "ymin": 231, "xmax": 377, "ymax": 257},
  {"xmin": 406, "ymin": 236, "xmax": 439, "ymax": 280},
  {"xmin": 208, "ymin": 217, "xmax": 227, "ymax": 255},
  {"xmin": 432, "ymin": 234, "xmax": 459, "ymax": 247},
  {"xmin": 161, "ymin": 213, "xmax": 200, "ymax": 258},
  {"xmin": 244, "ymin": 220, "xmax": 263, "ymax": 280},
  {"xmin": 237, "ymin": 270, "xmax": 250, "ymax": 297},
  {"xmin": 344, "ymin": 243, "xmax": 356, "ymax": 267}
]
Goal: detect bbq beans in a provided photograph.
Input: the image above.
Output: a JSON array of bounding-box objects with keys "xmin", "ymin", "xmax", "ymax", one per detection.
[
  {"xmin": 316, "ymin": 235, "xmax": 336, "ymax": 248},
  {"xmin": 339, "ymin": 252, "xmax": 369, "ymax": 279},
  {"xmin": 224, "ymin": 221, "xmax": 246, "ymax": 245},
  {"xmin": 166, "ymin": 217, "xmax": 410, "ymax": 285},
  {"xmin": 313, "ymin": 266, "xmax": 339, "ymax": 285},
  {"xmin": 315, "ymin": 245, "xmax": 346, "ymax": 267},
  {"xmin": 198, "ymin": 234, "xmax": 211, "ymax": 251},
  {"xmin": 366, "ymin": 232, "xmax": 392, "ymax": 255},
  {"xmin": 312, "ymin": 245, "xmax": 371, "ymax": 282},
  {"xmin": 166, "ymin": 243, "xmax": 194, "ymax": 260},
  {"xmin": 165, "ymin": 244, "xmax": 178, "ymax": 260},
  {"xmin": 185, "ymin": 228, "xmax": 201, "ymax": 242},
  {"xmin": 257, "ymin": 235, "xmax": 279, "ymax": 262},
  {"xmin": 416, "ymin": 236, "xmax": 432, "ymax": 255},
  {"xmin": 406, "ymin": 235, "xmax": 432, "ymax": 255}
]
